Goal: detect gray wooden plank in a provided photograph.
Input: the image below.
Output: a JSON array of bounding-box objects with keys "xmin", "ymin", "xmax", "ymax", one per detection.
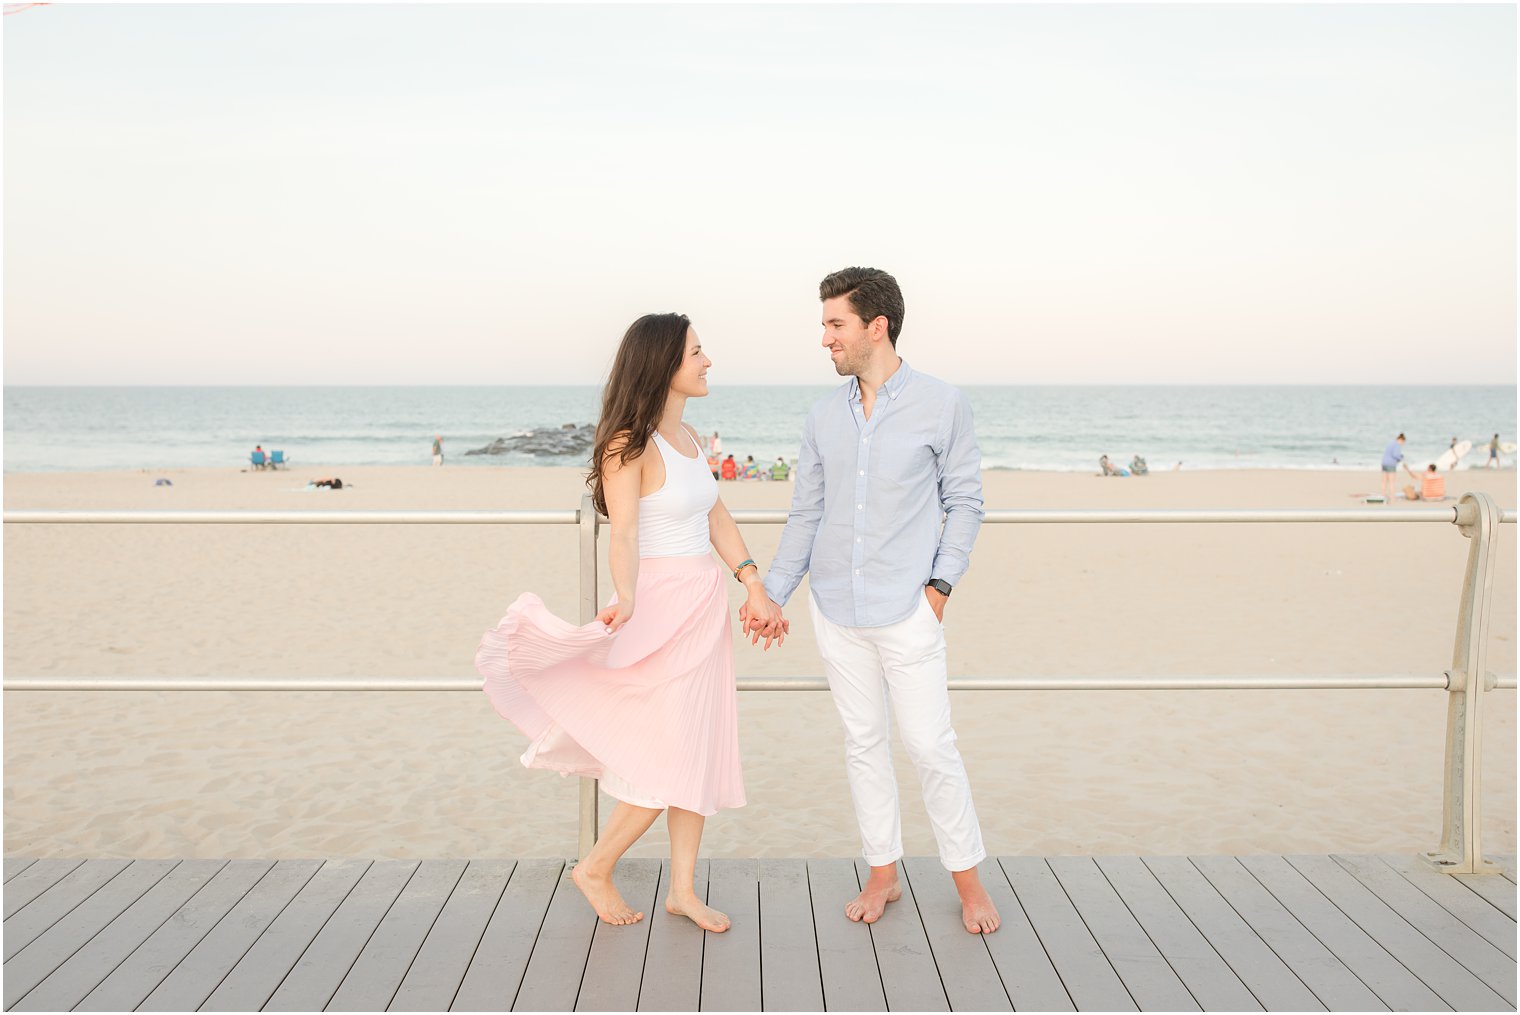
[
  {"xmin": 637, "ymin": 859, "xmax": 707, "ymax": 1012},
  {"xmin": 1456, "ymin": 872, "xmax": 1519, "ymax": 920},
  {"xmin": 900, "ymin": 857, "xmax": 1005, "ymax": 1011},
  {"xmin": 576, "ymin": 857, "xmax": 662, "ymax": 1012},
  {"xmin": 854, "ymin": 859, "xmax": 946, "ymax": 1012},
  {"xmin": 1333, "ymin": 854, "xmax": 1516, "ymax": 1005},
  {"xmin": 11, "ymin": 860, "xmax": 225, "ymax": 1013},
  {"xmin": 980, "ymin": 858, "xmax": 1075, "ymax": 1011},
  {"xmin": 1381, "ymin": 854, "xmax": 1518, "ymax": 959},
  {"xmin": 511, "ymin": 862, "xmax": 598, "ymax": 1011},
  {"xmin": 1049, "ymin": 855, "xmax": 1199, "ymax": 1011},
  {"xmin": 4, "ymin": 859, "xmax": 178, "ymax": 1009},
  {"xmin": 1095, "ymin": 856, "xmax": 1261, "ymax": 1012},
  {"xmin": 325, "ymin": 859, "xmax": 469, "ymax": 1011},
  {"xmin": 1498, "ymin": 855, "xmax": 1517, "ymax": 885},
  {"xmin": 199, "ymin": 858, "xmax": 372, "ymax": 1012},
  {"xmin": 139, "ymin": 858, "xmax": 322, "ymax": 1012},
  {"xmin": 451, "ymin": 859, "xmax": 563, "ymax": 1012},
  {"xmin": 700, "ymin": 858, "xmax": 762, "ymax": 1012},
  {"xmin": 1000, "ymin": 855, "xmax": 1137, "ymax": 1011},
  {"xmin": 1141, "ymin": 856, "xmax": 1325, "ymax": 1012},
  {"xmin": 3, "ymin": 859, "xmax": 130, "ymax": 960},
  {"xmin": 757, "ymin": 858, "xmax": 825, "ymax": 1013},
  {"xmin": 76, "ymin": 860, "xmax": 275, "ymax": 1012},
  {"xmin": 4, "ymin": 858, "xmax": 38, "ymax": 883},
  {"xmin": 262, "ymin": 859, "xmax": 419, "ymax": 1011},
  {"xmin": 1190, "ymin": 855, "xmax": 1386, "ymax": 1011},
  {"xmin": 1233, "ymin": 855, "xmax": 1432, "ymax": 1011},
  {"xmin": 388, "ymin": 859, "xmax": 514, "ymax": 1012},
  {"xmin": 2, "ymin": 859, "xmax": 84, "ymax": 919},
  {"xmin": 807, "ymin": 857, "xmax": 886, "ymax": 1011},
  {"xmin": 1286, "ymin": 854, "xmax": 1510, "ymax": 1011}
]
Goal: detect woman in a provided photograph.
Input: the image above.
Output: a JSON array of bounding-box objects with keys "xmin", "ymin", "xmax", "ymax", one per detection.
[{"xmin": 476, "ymin": 313, "xmax": 787, "ymax": 932}]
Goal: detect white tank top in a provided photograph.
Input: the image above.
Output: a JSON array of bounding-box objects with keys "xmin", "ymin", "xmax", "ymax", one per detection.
[{"xmin": 638, "ymin": 428, "xmax": 717, "ymax": 557}]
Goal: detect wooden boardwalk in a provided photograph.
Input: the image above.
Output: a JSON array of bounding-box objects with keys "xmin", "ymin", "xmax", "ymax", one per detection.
[{"xmin": 3, "ymin": 854, "xmax": 1514, "ymax": 1011}]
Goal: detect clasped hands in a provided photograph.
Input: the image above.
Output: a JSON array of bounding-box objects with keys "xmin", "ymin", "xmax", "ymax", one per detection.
[{"xmin": 738, "ymin": 587, "xmax": 788, "ymax": 651}]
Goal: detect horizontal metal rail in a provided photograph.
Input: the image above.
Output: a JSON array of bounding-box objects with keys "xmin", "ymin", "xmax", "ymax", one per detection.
[
  {"xmin": 4, "ymin": 507, "xmax": 1515, "ymax": 525},
  {"xmin": 9, "ymin": 673, "xmax": 1516, "ymax": 692},
  {"xmin": 1, "ymin": 509, "xmax": 580, "ymax": 525},
  {"xmin": 4, "ymin": 492, "xmax": 1512, "ymax": 871}
]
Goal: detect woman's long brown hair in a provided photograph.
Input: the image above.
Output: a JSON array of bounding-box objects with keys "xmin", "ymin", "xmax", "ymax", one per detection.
[{"xmin": 587, "ymin": 313, "xmax": 692, "ymax": 516}]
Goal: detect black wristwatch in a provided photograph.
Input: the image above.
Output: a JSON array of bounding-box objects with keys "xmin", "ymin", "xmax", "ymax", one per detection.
[{"xmin": 925, "ymin": 578, "xmax": 953, "ymax": 597}]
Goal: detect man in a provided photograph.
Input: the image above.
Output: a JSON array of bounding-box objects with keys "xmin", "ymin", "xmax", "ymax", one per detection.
[
  {"xmin": 1490, "ymin": 434, "xmax": 1502, "ymax": 469},
  {"xmin": 750, "ymin": 266, "xmax": 999, "ymax": 935},
  {"xmin": 1381, "ymin": 433, "xmax": 1416, "ymax": 500},
  {"xmin": 432, "ymin": 435, "xmax": 444, "ymax": 467}
]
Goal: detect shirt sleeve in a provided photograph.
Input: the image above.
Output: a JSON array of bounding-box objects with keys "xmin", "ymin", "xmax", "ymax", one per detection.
[
  {"xmin": 931, "ymin": 389, "xmax": 984, "ymax": 585},
  {"xmin": 763, "ymin": 410, "xmax": 824, "ymax": 606}
]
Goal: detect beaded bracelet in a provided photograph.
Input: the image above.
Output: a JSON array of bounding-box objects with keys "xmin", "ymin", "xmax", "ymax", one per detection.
[{"xmin": 732, "ymin": 558, "xmax": 758, "ymax": 582}]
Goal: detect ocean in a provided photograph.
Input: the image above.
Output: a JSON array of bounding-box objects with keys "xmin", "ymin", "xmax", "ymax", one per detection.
[{"xmin": 2, "ymin": 385, "xmax": 1514, "ymax": 474}]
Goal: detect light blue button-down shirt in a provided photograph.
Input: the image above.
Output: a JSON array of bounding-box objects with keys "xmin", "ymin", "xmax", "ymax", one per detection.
[{"xmin": 764, "ymin": 360, "xmax": 984, "ymax": 628}]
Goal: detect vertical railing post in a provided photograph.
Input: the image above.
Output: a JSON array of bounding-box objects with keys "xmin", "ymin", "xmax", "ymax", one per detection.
[
  {"xmin": 1423, "ymin": 491, "xmax": 1501, "ymax": 874},
  {"xmin": 577, "ymin": 494, "xmax": 601, "ymax": 859}
]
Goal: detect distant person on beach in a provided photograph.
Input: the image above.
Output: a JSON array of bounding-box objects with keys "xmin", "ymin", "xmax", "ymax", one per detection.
[
  {"xmin": 749, "ymin": 266, "xmax": 999, "ymax": 936},
  {"xmin": 709, "ymin": 431, "xmax": 722, "ymax": 456},
  {"xmin": 742, "ymin": 455, "xmax": 759, "ymax": 480},
  {"xmin": 432, "ymin": 435, "xmax": 443, "ymax": 466},
  {"xmin": 1129, "ymin": 455, "xmax": 1148, "ymax": 476},
  {"xmin": 721, "ymin": 454, "xmax": 737, "ymax": 480},
  {"xmin": 769, "ymin": 457, "xmax": 790, "ymax": 481},
  {"xmin": 1409, "ymin": 463, "xmax": 1446, "ymax": 502},
  {"xmin": 1491, "ymin": 434, "xmax": 1502, "ymax": 469},
  {"xmin": 252, "ymin": 445, "xmax": 267, "ymax": 470},
  {"xmin": 707, "ymin": 453, "xmax": 720, "ymax": 479},
  {"xmin": 1381, "ymin": 433, "xmax": 1417, "ymax": 500},
  {"xmin": 475, "ymin": 312, "xmax": 786, "ymax": 934},
  {"xmin": 1099, "ymin": 455, "xmax": 1128, "ymax": 477}
]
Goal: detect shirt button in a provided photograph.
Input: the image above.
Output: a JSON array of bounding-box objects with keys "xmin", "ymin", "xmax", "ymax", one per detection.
[
  {"xmin": 855, "ymin": 569, "xmax": 861, "ymax": 575},
  {"xmin": 858, "ymin": 469, "xmax": 864, "ymax": 476},
  {"xmin": 862, "ymin": 437, "xmax": 869, "ymax": 443},
  {"xmin": 856, "ymin": 504, "xmax": 863, "ymax": 510}
]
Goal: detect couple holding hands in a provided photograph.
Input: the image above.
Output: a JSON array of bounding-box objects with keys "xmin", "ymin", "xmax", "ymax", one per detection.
[{"xmin": 476, "ymin": 267, "xmax": 1000, "ymax": 937}]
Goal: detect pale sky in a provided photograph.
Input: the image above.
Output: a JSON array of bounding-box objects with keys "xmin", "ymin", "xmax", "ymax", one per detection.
[{"xmin": 4, "ymin": 3, "xmax": 1515, "ymax": 385}]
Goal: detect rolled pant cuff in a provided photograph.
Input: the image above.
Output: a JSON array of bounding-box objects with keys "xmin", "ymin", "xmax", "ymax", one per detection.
[
  {"xmin": 863, "ymin": 848, "xmax": 904, "ymax": 868},
  {"xmin": 940, "ymin": 849, "xmax": 987, "ymax": 872}
]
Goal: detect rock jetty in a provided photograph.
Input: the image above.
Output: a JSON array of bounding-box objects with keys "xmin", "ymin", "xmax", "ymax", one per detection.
[{"xmin": 466, "ymin": 423, "xmax": 596, "ymax": 458}]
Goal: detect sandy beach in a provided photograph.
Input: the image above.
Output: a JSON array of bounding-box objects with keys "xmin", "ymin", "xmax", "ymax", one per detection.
[{"xmin": 4, "ymin": 464, "xmax": 1515, "ymax": 861}]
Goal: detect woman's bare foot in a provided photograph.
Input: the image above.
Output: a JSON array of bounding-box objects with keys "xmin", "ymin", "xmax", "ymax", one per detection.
[
  {"xmin": 844, "ymin": 876, "xmax": 902, "ymax": 923},
  {"xmin": 666, "ymin": 894, "xmax": 730, "ymax": 932},
  {"xmin": 571, "ymin": 863, "xmax": 643, "ymax": 925}
]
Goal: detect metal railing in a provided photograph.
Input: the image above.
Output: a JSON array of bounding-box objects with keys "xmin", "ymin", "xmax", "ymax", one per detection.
[{"xmin": 4, "ymin": 494, "xmax": 1514, "ymax": 872}]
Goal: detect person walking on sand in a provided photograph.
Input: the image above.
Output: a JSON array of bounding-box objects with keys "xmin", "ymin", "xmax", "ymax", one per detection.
[
  {"xmin": 747, "ymin": 267, "xmax": 1000, "ymax": 935},
  {"xmin": 1490, "ymin": 434, "xmax": 1502, "ymax": 469},
  {"xmin": 476, "ymin": 313, "xmax": 787, "ymax": 933},
  {"xmin": 432, "ymin": 435, "xmax": 444, "ymax": 467},
  {"xmin": 1381, "ymin": 433, "xmax": 1417, "ymax": 500}
]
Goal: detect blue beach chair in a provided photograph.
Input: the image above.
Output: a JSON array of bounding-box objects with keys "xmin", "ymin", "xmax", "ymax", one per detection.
[
  {"xmin": 250, "ymin": 450, "xmax": 266, "ymax": 469},
  {"xmin": 270, "ymin": 450, "xmax": 287, "ymax": 469}
]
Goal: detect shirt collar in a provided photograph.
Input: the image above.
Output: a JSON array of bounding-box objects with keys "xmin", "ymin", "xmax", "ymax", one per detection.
[{"xmin": 848, "ymin": 358, "xmax": 913, "ymax": 404}]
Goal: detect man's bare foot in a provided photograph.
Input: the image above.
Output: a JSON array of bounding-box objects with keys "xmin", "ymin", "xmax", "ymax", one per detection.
[
  {"xmin": 571, "ymin": 863, "xmax": 644, "ymax": 925},
  {"xmin": 845, "ymin": 874, "xmax": 902, "ymax": 924},
  {"xmin": 954, "ymin": 876, "xmax": 1000, "ymax": 934},
  {"xmin": 665, "ymin": 894, "xmax": 731, "ymax": 933}
]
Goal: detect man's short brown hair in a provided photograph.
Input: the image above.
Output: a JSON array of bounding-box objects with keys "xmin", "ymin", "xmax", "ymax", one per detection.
[{"xmin": 819, "ymin": 267, "xmax": 905, "ymax": 346}]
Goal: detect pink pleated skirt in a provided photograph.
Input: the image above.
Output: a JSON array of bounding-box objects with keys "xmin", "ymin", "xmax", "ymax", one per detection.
[{"xmin": 475, "ymin": 554, "xmax": 745, "ymax": 816}]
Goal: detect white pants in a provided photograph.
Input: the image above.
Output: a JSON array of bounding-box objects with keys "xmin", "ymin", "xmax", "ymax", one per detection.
[{"xmin": 810, "ymin": 594, "xmax": 987, "ymax": 871}]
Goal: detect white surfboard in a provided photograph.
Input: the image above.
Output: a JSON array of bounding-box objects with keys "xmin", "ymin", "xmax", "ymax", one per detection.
[
  {"xmin": 1435, "ymin": 439, "xmax": 1472, "ymax": 472},
  {"xmin": 1502, "ymin": 442, "xmax": 1517, "ymax": 454}
]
